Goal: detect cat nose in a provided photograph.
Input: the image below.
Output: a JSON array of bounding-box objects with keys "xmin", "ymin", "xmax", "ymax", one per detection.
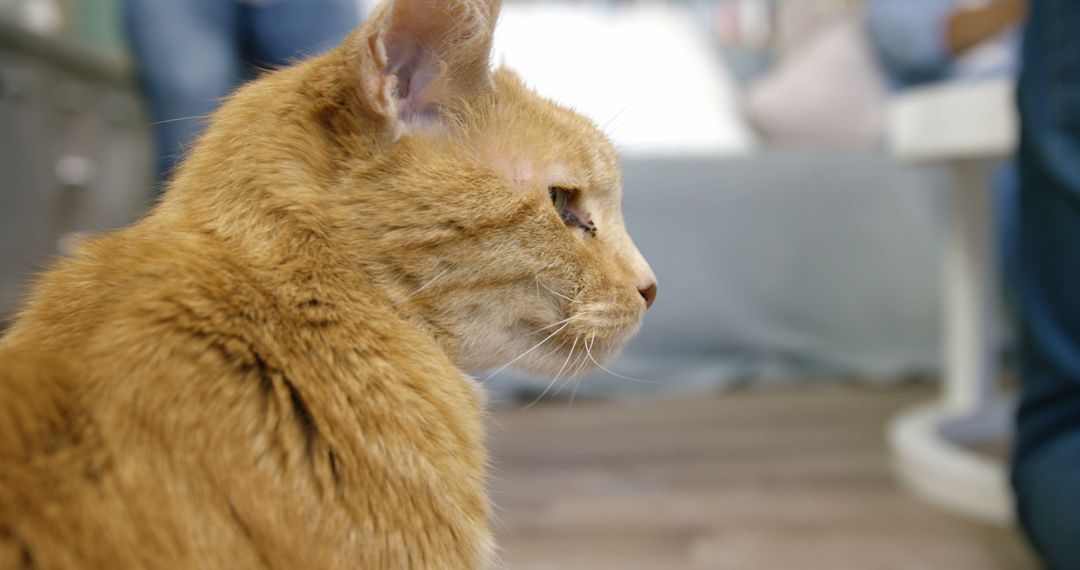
[{"xmin": 638, "ymin": 283, "xmax": 657, "ymax": 309}]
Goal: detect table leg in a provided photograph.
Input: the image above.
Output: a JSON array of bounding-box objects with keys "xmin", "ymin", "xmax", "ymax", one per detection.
[
  {"xmin": 944, "ymin": 160, "xmax": 1000, "ymax": 414},
  {"xmin": 887, "ymin": 159, "xmax": 1013, "ymax": 525}
]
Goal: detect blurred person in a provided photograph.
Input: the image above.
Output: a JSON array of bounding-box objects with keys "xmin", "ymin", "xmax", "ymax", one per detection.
[
  {"xmin": 869, "ymin": 3, "xmax": 1080, "ymax": 567},
  {"xmin": 1010, "ymin": 1, "xmax": 1080, "ymax": 567},
  {"xmin": 745, "ymin": 0, "xmax": 1026, "ymax": 148},
  {"xmin": 123, "ymin": 0, "xmax": 361, "ymax": 188},
  {"xmin": 869, "ymin": 0, "xmax": 1027, "ymax": 291},
  {"xmin": 867, "ymin": 0, "xmax": 1026, "ymax": 87}
]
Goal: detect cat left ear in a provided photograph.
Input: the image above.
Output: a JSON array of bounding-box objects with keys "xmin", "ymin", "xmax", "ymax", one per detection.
[{"xmin": 352, "ymin": 0, "xmax": 500, "ymax": 133}]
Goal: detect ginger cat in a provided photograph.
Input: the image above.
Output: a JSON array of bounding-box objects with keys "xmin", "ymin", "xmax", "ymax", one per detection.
[{"xmin": 0, "ymin": 0, "xmax": 656, "ymax": 568}]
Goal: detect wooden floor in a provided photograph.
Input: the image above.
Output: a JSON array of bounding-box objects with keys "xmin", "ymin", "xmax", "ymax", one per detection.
[{"xmin": 486, "ymin": 385, "xmax": 1038, "ymax": 570}]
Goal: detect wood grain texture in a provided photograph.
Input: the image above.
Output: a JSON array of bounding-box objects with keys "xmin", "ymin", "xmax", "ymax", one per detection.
[{"xmin": 488, "ymin": 385, "xmax": 1037, "ymax": 570}]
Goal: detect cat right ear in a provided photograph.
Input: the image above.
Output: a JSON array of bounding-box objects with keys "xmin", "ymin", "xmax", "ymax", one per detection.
[{"xmin": 351, "ymin": 0, "xmax": 500, "ymax": 135}]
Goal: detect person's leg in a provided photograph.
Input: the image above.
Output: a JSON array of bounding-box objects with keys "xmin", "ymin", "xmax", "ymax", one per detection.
[
  {"xmin": 122, "ymin": 0, "xmax": 243, "ymax": 187},
  {"xmin": 996, "ymin": 163, "xmax": 1020, "ymax": 302},
  {"xmin": 1014, "ymin": 431, "xmax": 1080, "ymax": 567},
  {"xmin": 244, "ymin": 0, "xmax": 360, "ymax": 69},
  {"xmin": 1011, "ymin": 0, "xmax": 1080, "ymax": 567}
]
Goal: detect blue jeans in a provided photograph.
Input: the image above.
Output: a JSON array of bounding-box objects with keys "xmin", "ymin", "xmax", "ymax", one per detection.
[
  {"xmin": 122, "ymin": 0, "xmax": 359, "ymax": 187},
  {"xmin": 1011, "ymin": 1, "xmax": 1080, "ymax": 568}
]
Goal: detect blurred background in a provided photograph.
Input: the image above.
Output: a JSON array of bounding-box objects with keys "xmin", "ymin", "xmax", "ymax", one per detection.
[{"xmin": 0, "ymin": 0, "xmax": 1039, "ymax": 568}]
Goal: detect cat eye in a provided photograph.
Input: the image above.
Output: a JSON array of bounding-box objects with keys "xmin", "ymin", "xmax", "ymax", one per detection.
[
  {"xmin": 550, "ymin": 186, "xmax": 569, "ymax": 213},
  {"xmin": 549, "ymin": 186, "xmax": 597, "ymax": 237},
  {"xmin": 549, "ymin": 186, "xmax": 577, "ymax": 227}
]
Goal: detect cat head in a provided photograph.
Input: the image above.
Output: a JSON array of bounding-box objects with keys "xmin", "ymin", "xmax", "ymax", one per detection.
[
  {"xmin": 194, "ymin": 1, "xmax": 639, "ymax": 382},
  {"xmin": 310, "ymin": 0, "xmax": 656, "ymax": 376}
]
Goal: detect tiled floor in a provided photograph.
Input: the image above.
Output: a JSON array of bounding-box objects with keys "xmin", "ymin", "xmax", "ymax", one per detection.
[{"xmin": 487, "ymin": 385, "xmax": 1037, "ymax": 570}]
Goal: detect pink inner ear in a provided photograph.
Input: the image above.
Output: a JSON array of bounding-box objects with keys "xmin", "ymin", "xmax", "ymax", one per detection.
[
  {"xmin": 385, "ymin": 35, "xmax": 442, "ymax": 125},
  {"xmin": 369, "ymin": 0, "xmax": 496, "ymax": 130}
]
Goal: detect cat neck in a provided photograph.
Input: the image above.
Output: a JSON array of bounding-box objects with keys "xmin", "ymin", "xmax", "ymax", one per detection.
[{"xmin": 144, "ymin": 49, "xmax": 472, "ymax": 370}]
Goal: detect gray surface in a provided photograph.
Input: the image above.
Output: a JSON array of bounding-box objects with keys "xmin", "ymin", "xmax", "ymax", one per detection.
[
  {"xmin": 0, "ymin": 23, "xmax": 152, "ymax": 320},
  {"xmin": 488, "ymin": 152, "xmax": 951, "ymax": 403},
  {"xmin": 0, "ymin": 16, "xmax": 133, "ymax": 87}
]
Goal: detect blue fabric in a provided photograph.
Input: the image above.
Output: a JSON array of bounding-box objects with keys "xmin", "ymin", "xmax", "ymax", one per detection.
[
  {"xmin": 996, "ymin": 162, "xmax": 1020, "ymax": 294},
  {"xmin": 122, "ymin": 0, "xmax": 359, "ymax": 187},
  {"xmin": 867, "ymin": 0, "xmax": 1021, "ymax": 88},
  {"xmin": 866, "ymin": 0, "xmax": 956, "ymax": 86},
  {"xmin": 243, "ymin": 0, "xmax": 360, "ymax": 68},
  {"xmin": 1011, "ymin": 0, "xmax": 1080, "ymax": 568}
]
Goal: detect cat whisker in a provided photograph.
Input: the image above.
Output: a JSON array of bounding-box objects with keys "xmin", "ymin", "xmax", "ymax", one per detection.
[
  {"xmin": 598, "ymin": 88, "xmax": 658, "ymax": 140},
  {"xmin": 535, "ymin": 336, "xmax": 572, "ymax": 373},
  {"xmin": 585, "ymin": 336, "xmax": 659, "ymax": 385},
  {"xmin": 561, "ymin": 334, "xmax": 594, "ymax": 418},
  {"xmin": 151, "ymin": 113, "xmax": 213, "ymax": 127},
  {"xmin": 481, "ymin": 320, "xmax": 571, "ymax": 383},
  {"xmin": 554, "ymin": 336, "xmax": 580, "ymax": 381},
  {"xmin": 174, "ymin": 136, "xmax": 192, "ymax": 159},
  {"xmin": 535, "ymin": 277, "xmax": 578, "ymax": 304},
  {"xmin": 392, "ymin": 267, "xmax": 452, "ymax": 307},
  {"xmin": 562, "ymin": 377, "xmax": 583, "ymax": 419},
  {"xmin": 521, "ymin": 376, "xmax": 560, "ymax": 411},
  {"xmin": 544, "ymin": 335, "xmax": 571, "ymax": 353},
  {"xmin": 523, "ymin": 335, "xmax": 579, "ymax": 410},
  {"xmin": 549, "ymin": 341, "xmax": 591, "ymax": 411},
  {"xmin": 569, "ymin": 335, "xmax": 594, "ymax": 378},
  {"xmin": 531, "ymin": 312, "xmax": 592, "ymax": 334},
  {"xmin": 552, "ymin": 337, "xmax": 586, "ymax": 399},
  {"xmin": 532, "ymin": 315, "xmax": 576, "ymax": 334}
]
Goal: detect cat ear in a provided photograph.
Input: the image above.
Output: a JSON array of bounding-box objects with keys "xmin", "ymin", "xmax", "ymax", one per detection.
[{"xmin": 353, "ymin": 0, "xmax": 500, "ymax": 133}]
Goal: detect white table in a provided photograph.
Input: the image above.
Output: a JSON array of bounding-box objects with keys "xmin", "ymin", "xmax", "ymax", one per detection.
[{"xmin": 886, "ymin": 79, "xmax": 1018, "ymax": 525}]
